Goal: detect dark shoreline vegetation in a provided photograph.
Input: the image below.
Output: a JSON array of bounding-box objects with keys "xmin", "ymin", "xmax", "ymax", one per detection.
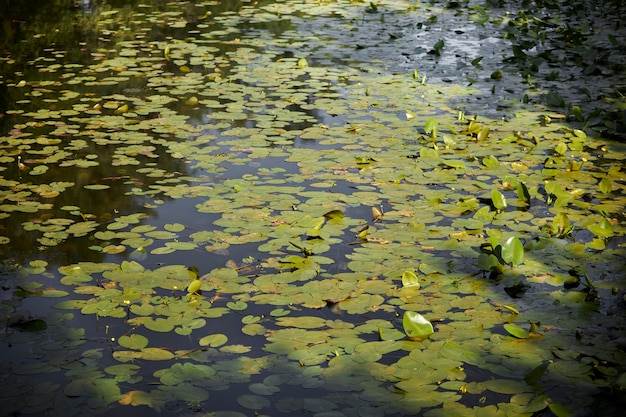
[{"xmin": 1, "ymin": 1, "xmax": 625, "ymax": 416}]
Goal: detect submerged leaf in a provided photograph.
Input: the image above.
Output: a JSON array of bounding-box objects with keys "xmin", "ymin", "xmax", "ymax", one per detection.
[{"xmin": 10, "ymin": 319, "xmax": 47, "ymax": 332}]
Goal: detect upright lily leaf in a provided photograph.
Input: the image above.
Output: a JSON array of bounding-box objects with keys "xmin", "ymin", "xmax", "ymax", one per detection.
[
  {"xmin": 372, "ymin": 207, "xmax": 384, "ymax": 221},
  {"xmin": 424, "ymin": 118, "xmax": 439, "ymax": 139},
  {"xmin": 500, "ymin": 236, "xmax": 524, "ymax": 265},
  {"xmin": 401, "ymin": 270, "xmax": 420, "ymax": 288},
  {"xmin": 402, "ymin": 311, "xmax": 434, "ymax": 340},
  {"xmin": 297, "ymin": 57, "xmax": 309, "ymax": 69},
  {"xmin": 471, "ymin": 56, "xmax": 483, "ymax": 66},
  {"xmin": 482, "ymin": 155, "xmax": 500, "ymax": 168},
  {"xmin": 554, "ymin": 142, "xmax": 567, "ymax": 156},
  {"xmin": 477, "ymin": 127, "xmax": 490, "ymax": 141},
  {"xmin": 491, "ymin": 188, "xmax": 507, "ymax": 211},
  {"xmin": 598, "ymin": 178, "xmax": 611, "ymax": 194},
  {"xmin": 524, "ymin": 361, "xmax": 550, "ymax": 385},
  {"xmin": 587, "ymin": 218, "xmax": 613, "ymax": 238},
  {"xmin": 516, "ymin": 182, "xmax": 530, "ymax": 207},
  {"xmin": 546, "ymin": 90, "xmax": 565, "ymax": 107},
  {"xmin": 187, "ymin": 279, "xmax": 202, "ymax": 294}
]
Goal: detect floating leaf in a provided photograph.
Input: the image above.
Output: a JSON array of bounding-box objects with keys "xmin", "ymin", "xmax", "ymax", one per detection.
[
  {"xmin": 548, "ymin": 402, "xmax": 573, "ymax": 417},
  {"xmin": 118, "ymin": 334, "xmax": 149, "ymax": 350},
  {"xmin": 482, "ymin": 155, "xmax": 500, "ymax": 168},
  {"xmin": 84, "ymin": 184, "xmax": 110, "ymax": 190},
  {"xmin": 29, "ymin": 165, "xmax": 49, "ymax": 176},
  {"xmin": 238, "ymin": 394, "xmax": 270, "ymax": 410},
  {"xmin": 270, "ymin": 308, "xmax": 291, "ymax": 317},
  {"xmin": 164, "ymin": 223, "xmax": 185, "ymax": 232},
  {"xmin": 102, "ymin": 244, "xmax": 126, "ymax": 254},
  {"xmin": 227, "ymin": 301, "xmax": 248, "ymax": 311},
  {"xmin": 554, "ymin": 142, "xmax": 567, "ymax": 156},
  {"xmin": 378, "ymin": 326, "xmax": 406, "ymax": 341},
  {"xmin": 144, "ymin": 318, "xmax": 175, "ymax": 333},
  {"xmin": 199, "ymin": 334, "xmax": 228, "ymax": 347},
  {"xmin": 503, "ymin": 323, "xmax": 529, "ymax": 339},
  {"xmin": 443, "ymin": 159, "xmax": 466, "ymax": 169},
  {"xmin": 482, "ymin": 379, "xmax": 531, "ymax": 394}
]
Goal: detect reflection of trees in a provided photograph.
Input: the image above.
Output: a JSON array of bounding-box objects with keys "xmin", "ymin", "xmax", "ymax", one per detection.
[
  {"xmin": 0, "ymin": 0, "xmax": 259, "ymax": 267},
  {"xmin": 495, "ymin": 0, "xmax": 626, "ymax": 138}
]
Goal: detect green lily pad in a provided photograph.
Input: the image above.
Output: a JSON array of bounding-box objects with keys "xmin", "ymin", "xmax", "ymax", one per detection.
[
  {"xmin": 199, "ymin": 334, "xmax": 228, "ymax": 347},
  {"xmin": 586, "ymin": 218, "xmax": 613, "ymax": 238},
  {"xmin": 118, "ymin": 334, "xmax": 149, "ymax": 350},
  {"xmin": 503, "ymin": 323, "xmax": 529, "ymax": 339}
]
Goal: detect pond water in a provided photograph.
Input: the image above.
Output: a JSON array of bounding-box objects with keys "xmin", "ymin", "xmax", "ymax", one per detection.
[{"xmin": 1, "ymin": 1, "xmax": 625, "ymax": 417}]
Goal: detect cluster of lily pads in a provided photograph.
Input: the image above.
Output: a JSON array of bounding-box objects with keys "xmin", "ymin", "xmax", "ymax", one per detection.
[{"xmin": 1, "ymin": 1, "xmax": 625, "ymax": 417}]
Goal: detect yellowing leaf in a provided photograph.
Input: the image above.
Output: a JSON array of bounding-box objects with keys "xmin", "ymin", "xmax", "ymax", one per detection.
[
  {"xmin": 187, "ymin": 279, "xmax": 202, "ymax": 294},
  {"xmin": 114, "ymin": 104, "xmax": 129, "ymax": 114}
]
